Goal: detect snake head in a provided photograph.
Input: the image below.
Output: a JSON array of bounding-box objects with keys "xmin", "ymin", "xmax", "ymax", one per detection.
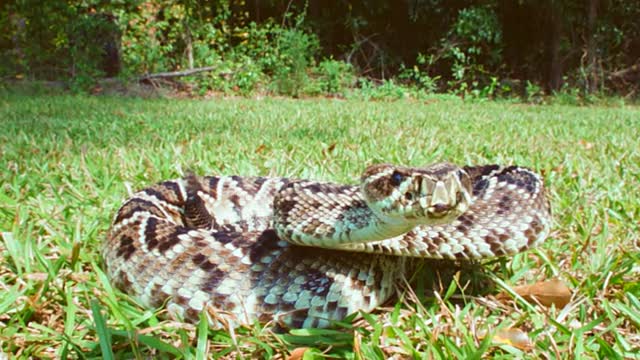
[{"xmin": 361, "ymin": 163, "xmax": 473, "ymax": 226}]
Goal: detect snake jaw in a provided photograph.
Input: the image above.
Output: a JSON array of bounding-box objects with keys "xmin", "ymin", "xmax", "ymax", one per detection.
[
  {"xmin": 419, "ymin": 171, "xmax": 472, "ymax": 223},
  {"xmin": 424, "ymin": 176, "xmax": 468, "ymax": 221}
]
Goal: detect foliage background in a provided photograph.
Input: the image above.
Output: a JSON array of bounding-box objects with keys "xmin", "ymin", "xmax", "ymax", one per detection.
[{"xmin": 1, "ymin": 0, "xmax": 639, "ymax": 99}]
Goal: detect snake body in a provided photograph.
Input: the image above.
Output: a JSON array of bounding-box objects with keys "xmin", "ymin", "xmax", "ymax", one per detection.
[{"xmin": 103, "ymin": 163, "xmax": 551, "ymax": 328}]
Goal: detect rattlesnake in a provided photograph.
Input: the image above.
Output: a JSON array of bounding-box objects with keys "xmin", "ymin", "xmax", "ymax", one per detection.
[{"xmin": 103, "ymin": 163, "xmax": 551, "ymax": 329}]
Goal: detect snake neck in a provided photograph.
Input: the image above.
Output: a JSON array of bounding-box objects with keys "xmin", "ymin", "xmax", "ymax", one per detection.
[
  {"xmin": 274, "ymin": 185, "xmax": 416, "ymax": 248},
  {"xmin": 333, "ymin": 204, "xmax": 416, "ymax": 245}
]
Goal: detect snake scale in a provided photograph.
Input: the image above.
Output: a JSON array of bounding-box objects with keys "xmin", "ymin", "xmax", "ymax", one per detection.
[{"xmin": 103, "ymin": 163, "xmax": 551, "ymax": 329}]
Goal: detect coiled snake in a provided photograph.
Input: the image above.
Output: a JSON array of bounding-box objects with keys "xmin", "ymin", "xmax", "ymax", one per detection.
[{"xmin": 103, "ymin": 163, "xmax": 550, "ymax": 328}]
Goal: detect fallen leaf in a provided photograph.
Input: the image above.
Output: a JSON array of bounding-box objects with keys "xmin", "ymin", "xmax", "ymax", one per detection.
[
  {"xmin": 287, "ymin": 347, "xmax": 309, "ymax": 360},
  {"xmin": 255, "ymin": 144, "xmax": 267, "ymax": 154},
  {"xmin": 509, "ymin": 279, "xmax": 572, "ymax": 308},
  {"xmin": 322, "ymin": 143, "xmax": 337, "ymax": 157}
]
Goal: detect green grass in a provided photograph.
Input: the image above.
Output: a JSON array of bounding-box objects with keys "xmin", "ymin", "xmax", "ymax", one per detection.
[{"xmin": 1, "ymin": 93, "xmax": 638, "ymax": 358}]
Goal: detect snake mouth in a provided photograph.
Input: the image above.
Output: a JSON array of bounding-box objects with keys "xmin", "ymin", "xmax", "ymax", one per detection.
[{"xmin": 427, "ymin": 204, "xmax": 454, "ymax": 218}]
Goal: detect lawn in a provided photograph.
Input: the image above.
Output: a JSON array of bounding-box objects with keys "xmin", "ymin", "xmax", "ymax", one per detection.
[{"xmin": 0, "ymin": 93, "xmax": 638, "ymax": 358}]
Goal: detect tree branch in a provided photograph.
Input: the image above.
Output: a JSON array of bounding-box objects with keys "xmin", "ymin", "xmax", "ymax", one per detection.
[
  {"xmin": 138, "ymin": 66, "xmax": 224, "ymax": 81},
  {"xmin": 608, "ymin": 64, "xmax": 639, "ymax": 79}
]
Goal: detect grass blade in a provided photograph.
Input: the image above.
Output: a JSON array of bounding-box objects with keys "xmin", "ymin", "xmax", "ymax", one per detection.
[
  {"xmin": 196, "ymin": 311, "xmax": 209, "ymax": 360},
  {"xmin": 91, "ymin": 300, "xmax": 114, "ymax": 360}
]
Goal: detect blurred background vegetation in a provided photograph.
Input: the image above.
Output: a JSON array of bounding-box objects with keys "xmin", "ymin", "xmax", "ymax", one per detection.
[{"xmin": 1, "ymin": 0, "xmax": 638, "ymax": 101}]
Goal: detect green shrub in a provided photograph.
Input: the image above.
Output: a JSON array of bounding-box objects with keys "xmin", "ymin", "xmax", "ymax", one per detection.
[
  {"xmin": 271, "ymin": 27, "xmax": 319, "ymax": 97},
  {"xmin": 312, "ymin": 59, "xmax": 356, "ymax": 96},
  {"xmin": 525, "ymin": 81, "xmax": 545, "ymax": 104},
  {"xmin": 350, "ymin": 78, "xmax": 410, "ymax": 101},
  {"xmin": 441, "ymin": 5, "xmax": 503, "ymax": 96},
  {"xmin": 399, "ymin": 53, "xmax": 440, "ymax": 93},
  {"xmin": 67, "ymin": 14, "xmax": 121, "ymax": 91},
  {"xmin": 230, "ymin": 57, "xmax": 263, "ymax": 95}
]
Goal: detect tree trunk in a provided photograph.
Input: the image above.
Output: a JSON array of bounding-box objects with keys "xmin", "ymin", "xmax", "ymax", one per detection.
[
  {"xmin": 548, "ymin": 1, "xmax": 564, "ymax": 91},
  {"xmin": 586, "ymin": 0, "xmax": 599, "ymax": 93},
  {"xmin": 184, "ymin": 21, "xmax": 194, "ymax": 70}
]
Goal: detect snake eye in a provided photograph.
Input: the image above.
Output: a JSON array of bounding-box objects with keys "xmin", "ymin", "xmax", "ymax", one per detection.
[{"xmin": 390, "ymin": 171, "xmax": 404, "ymax": 186}]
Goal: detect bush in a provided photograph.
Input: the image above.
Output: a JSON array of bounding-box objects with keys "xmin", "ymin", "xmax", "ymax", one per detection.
[
  {"xmin": 311, "ymin": 59, "xmax": 356, "ymax": 96},
  {"xmin": 441, "ymin": 5, "xmax": 503, "ymax": 96},
  {"xmin": 399, "ymin": 53, "xmax": 440, "ymax": 93},
  {"xmin": 2, "ymin": 0, "xmax": 639, "ymax": 99},
  {"xmin": 271, "ymin": 27, "xmax": 319, "ymax": 97},
  {"xmin": 67, "ymin": 14, "xmax": 121, "ymax": 90}
]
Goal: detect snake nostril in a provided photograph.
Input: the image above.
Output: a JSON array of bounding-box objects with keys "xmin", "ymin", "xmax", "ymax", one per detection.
[{"xmin": 405, "ymin": 192, "xmax": 413, "ymax": 201}]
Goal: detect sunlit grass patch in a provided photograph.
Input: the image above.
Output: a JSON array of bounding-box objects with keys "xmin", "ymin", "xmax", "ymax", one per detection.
[{"xmin": 1, "ymin": 94, "xmax": 638, "ymax": 358}]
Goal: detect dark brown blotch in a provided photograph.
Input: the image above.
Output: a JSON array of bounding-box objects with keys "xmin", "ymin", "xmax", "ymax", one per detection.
[
  {"xmin": 228, "ymin": 194, "xmax": 242, "ymax": 209},
  {"xmin": 431, "ymin": 234, "xmax": 446, "ymax": 246},
  {"xmin": 279, "ymin": 301, "xmax": 296, "ymax": 312},
  {"xmin": 183, "ymin": 191, "xmax": 213, "ymax": 229},
  {"xmin": 531, "ymin": 219, "xmax": 544, "ymax": 232},
  {"xmin": 472, "ymin": 178, "xmax": 489, "ymax": 197},
  {"xmin": 365, "ymin": 176, "xmax": 398, "ymax": 200},
  {"xmin": 114, "ymin": 198, "xmax": 164, "ymax": 225},
  {"xmin": 114, "ymin": 272, "xmax": 133, "ymax": 293},
  {"xmin": 192, "ymin": 253, "xmax": 206, "ymax": 264},
  {"xmin": 157, "ymin": 227, "xmax": 188, "ymax": 253},
  {"xmin": 497, "ymin": 195, "xmax": 511, "ymax": 214},
  {"xmin": 276, "ymin": 198, "xmax": 297, "ymax": 215},
  {"xmin": 116, "ymin": 235, "xmax": 136, "ymax": 260},
  {"xmin": 249, "ymin": 229, "xmax": 281, "ymax": 263},
  {"xmin": 254, "ymin": 177, "xmax": 268, "ymax": 187},
  {"xmin": 143, "ymin": 187, "xmax": 171, "ymax": 204},
  {"xmin": 326, "ymin": 300, "xmax": 338, "ymax": 313},
  {"xmin": 261, "ymin": 302, "xmax": 277, "ymax": 313},
  {"xmin": 525, "ymin": 228, "xmax": 538, "ymax": 246},
  {"xmin": 205, "ymin": 176, "xmax": 220, "ymax": 198},
  {"xmin": 464, "ymin": 164, "xmax": 500, "ymax": 179},
  {"xmin": 200, "ymin": 268, "xmax": 227, "ymax": 293},
  {"xmin": 147, "ymin": 282, "xmax": 166, "ymax": 308},
  {"xmin": 458, "ymin": 214, "xmax": 475, "ymax": 225},
  {"xmin": 334, "ymin": 306, "xmax": 348, "ymax": 321},
  {"xmin": 299, "ymin": 270, "xmax": 334, "ymax": 296},
  {"xmin": 144, "ymin": 217, "xmax": 159, "ymax": 251},
  {"xmin": 185, "ymin": 308, "xmax": 201, "ymax": 322},
  {"xmin": 174, "ymin": 295, "xmax": 190, "ymax": 308},
  {"xmin": 160, "ymin": 181, "xmax": 184, "ymax": 204},
  {"xmin": 288, "ymin": 309, "xmax": 310, "ymax": 329},
  {"xmin": 212, "ymin": 295, "xmax": 229, "ymax": 309},
  {"xmin": 483, "ymin": 233, "xmax": 504, "ymax": 254}
]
